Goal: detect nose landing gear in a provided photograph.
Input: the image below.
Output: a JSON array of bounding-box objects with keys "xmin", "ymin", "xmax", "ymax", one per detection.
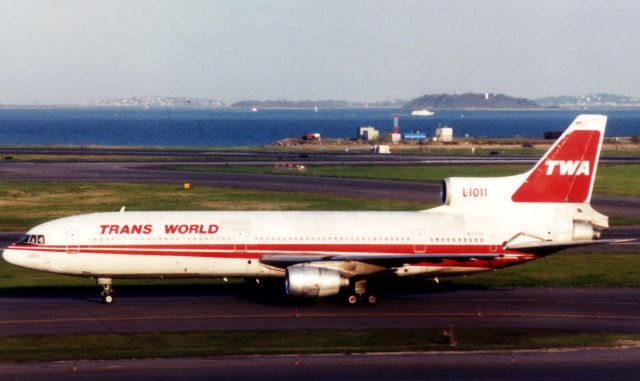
[{"xmin": 97, "ymin": 278, "xmax": 114, "ymax": 304}]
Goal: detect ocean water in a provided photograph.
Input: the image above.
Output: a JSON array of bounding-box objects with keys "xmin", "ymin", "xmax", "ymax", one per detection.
[{"xmin": 0, "ymin": 108, "xmax": 638, "ymax": 147}]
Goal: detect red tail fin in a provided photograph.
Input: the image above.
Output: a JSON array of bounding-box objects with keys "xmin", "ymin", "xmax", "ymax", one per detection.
[{"xmin": 511, "ymin": 115, "xmax": 606, "ymax": 203}]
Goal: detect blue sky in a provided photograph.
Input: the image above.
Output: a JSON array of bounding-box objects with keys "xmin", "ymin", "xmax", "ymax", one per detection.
[{"xmin": 1, "ymin": 0, "xmax": 639, "ymax": 104}]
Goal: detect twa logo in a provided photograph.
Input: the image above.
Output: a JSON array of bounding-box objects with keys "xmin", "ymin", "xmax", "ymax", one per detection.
[{"xmin": 544, "ymin": 160, "xmax": 590, "ymax": 176}]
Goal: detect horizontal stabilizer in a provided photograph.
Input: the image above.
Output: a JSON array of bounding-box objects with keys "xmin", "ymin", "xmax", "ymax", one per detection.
[{"xmin": 505, "ymin": 238, "xmax": 636, "ymax": 255}]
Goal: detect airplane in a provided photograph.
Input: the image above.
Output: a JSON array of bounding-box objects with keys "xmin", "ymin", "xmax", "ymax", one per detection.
[{"xmin": 2, "ymin": 114, "xmax": 627, "ymax": 305}]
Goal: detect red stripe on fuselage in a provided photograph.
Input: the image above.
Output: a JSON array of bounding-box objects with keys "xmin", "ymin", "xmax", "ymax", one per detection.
[
  {"xmin": 6, "ymin": 243, "xmax": 535, "ymax": 269},
  {"xmin": 7, "ymin": 243, "xmax": 522, "ymax": 256}
]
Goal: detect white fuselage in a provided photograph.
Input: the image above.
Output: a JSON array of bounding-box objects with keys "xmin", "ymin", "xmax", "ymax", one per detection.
[{"xmin": 3, "ymin": 201, "xmax": 573, "ymax": 280}]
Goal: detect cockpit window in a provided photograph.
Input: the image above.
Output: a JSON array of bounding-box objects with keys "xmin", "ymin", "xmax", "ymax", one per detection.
[{"xmin": 17, "ymin": 235, "xmax": 45, "ymax": 245}]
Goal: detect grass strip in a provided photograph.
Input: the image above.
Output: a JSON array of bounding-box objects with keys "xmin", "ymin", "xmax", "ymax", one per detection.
[
  {"xmin": 171, "ymin": 163, "xmax": 640, "ymax": 197},
  {"xmin": 170, "ymin": 163, "xmax": 527, "ymax": 182},
  {"xmin": 0, "ymin": 182, "xmax": 424, "ymax": 232},
  {"xmin": 1, "ymin": 328, "xmax": 638, "ymax": 363},
  {"xmin": 448, "ymin": 253, "xmax": 640, "ymax": 288},
  {"xmin": 3, "ymin": 155, "xmax": 203, "ymax": 162}
]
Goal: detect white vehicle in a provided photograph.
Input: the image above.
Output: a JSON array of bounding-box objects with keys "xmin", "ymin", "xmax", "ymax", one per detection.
[
  {"xmin": 2, "ymin": 115, "xmax": 625, "ymax": 305},
  {"xmin": 411, "ymin": 109, "xmax": 435, "ymax": 116}
]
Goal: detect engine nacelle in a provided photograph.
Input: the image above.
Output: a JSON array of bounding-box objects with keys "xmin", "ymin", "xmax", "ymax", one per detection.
[
  {"xmin": 440, "ymin": 176, "xmax": 522, "ymax": 206},
  {"xmin": 553, "ymin": 218, "xmax": 601, "ymax": 241},
  {"xmin": 440, "ymin": 179, "xmax": 451, "ymax": 205},
  {"xmin": 285, "ymin": 264, "xmax": 348, "ymax": 298},
  {"xmin": 573, "ymin": 220, "xmax": 600, "ymax": 240}
]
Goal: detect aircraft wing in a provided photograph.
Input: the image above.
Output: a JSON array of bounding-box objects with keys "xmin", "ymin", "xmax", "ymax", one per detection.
[
  {"xmin": 260, "ymin": 253, "xmax": 501, "ymax": 269},
  {"xmin": 505, "ymin": 238, "xmax": 636, "ymax": 256}
]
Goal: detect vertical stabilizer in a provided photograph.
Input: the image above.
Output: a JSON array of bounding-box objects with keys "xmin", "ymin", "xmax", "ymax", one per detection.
[{"xmin": 511, "ymin": 114, "xmax": 606, "ymax": 203}]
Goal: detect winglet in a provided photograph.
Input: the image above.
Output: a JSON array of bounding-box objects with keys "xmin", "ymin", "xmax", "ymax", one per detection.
[{"xmin": 511, "ymin": 114, "xmax": 606, "ymax": 203}]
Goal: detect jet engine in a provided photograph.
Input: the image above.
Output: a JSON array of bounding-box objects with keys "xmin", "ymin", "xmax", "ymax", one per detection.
[
  {"xmin": 440, "ymin": 177, "xmax": 506, "ymax": 206},
  {"xmin": 440, "ymin": 175, "xmax": 526, "ymax": 206},
  {"xmin": 285, "ymin": 264, "xmax": 348, "ymax": 298},
  {"xmin": 572, "ymin": 220, "xmax": 601, "ymax": 240},
  {"xmin": 440, "ymin": 179, "xmax": 451, "ymax": 205},
  {"xmin": 553, "ymin": 218, "xmax": 601, "ymax": 241}
]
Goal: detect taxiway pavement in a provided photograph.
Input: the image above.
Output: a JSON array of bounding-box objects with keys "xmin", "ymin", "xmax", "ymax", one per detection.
[
  {"xmin": 1, "ymin": 287, "xmax": 639, "ymax": 336},
  {"xmin": 2, "ymin": 146, "xmax": 640, "ymax": 163},
  {"xmin": 2, "ymin": 348, "xmax": 640, "ymax": 381},
  {"xmin": 2, "ymin": 146, "xmax": 639, "ymax": 164}
]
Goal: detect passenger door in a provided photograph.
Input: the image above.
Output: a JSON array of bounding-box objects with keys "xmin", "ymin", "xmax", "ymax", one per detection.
[
  {"xmin": 234, "ymin": 229, "xmax": 247, "ymax": 253},
  {"xmin": 412, "ymin": 229, "xmax": 426, "ymax": 254},
  {"xmin": 66, "ymin": 230, "xmax": 80, "ymax": 254}
]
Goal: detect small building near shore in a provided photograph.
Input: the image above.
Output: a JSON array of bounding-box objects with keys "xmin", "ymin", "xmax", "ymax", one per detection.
[
  {"xmin": 357, "ymin": 126, "xmax": 379, "ymax": 141},
  {"xmin": 403, "ymin": 131, "xmax": 427, "ymax": 141},
  {"xmin": 435, "ymin": 127, "xmax": 453, "ymax": 142},
  {"xmin": 373, "ymin": 144, "xmax": 391, "ymax": 154},
  {"xmin": 302, "ymin": 132, "xmax": 321, "ymax": 141}
]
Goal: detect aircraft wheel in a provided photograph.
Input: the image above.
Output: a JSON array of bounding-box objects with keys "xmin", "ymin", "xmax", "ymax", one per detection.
[
  {"xmin": 102, "ymin": 294, "xmax": 114, "ymax": 304},
  {"xmin": 364, "ymin": 293, "xmax": 378, "ymax": 306},
  {"xmin": 346, "ymin": 293, "xmax": 359, "ymax": 306}
]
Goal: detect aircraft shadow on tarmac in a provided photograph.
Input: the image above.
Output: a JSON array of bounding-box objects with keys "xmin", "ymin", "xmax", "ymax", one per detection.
[{"xmin": 0, "ymin": 278, "xmax": 493, "ymax": 306}]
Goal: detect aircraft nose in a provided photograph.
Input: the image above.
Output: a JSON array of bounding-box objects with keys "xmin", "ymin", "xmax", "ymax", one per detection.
[{"xmin": 2, "ymin": 248, "xmax": 22, "ymax": 266}]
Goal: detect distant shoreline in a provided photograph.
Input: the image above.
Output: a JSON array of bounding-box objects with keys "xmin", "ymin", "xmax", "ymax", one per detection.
[
  {"xmin": 3, "ymin": 92, "xmax": 639, "ymax": 110},
  {"xmin": 3, "ymin": 105, "xmax": 640, "ymax": 111}
]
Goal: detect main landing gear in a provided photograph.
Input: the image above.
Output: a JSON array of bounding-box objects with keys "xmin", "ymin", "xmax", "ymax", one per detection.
[
  {"xmin": 97, "ymin": 278, "xmax": 115, "ymax": 304},
  {"xmin": 345, "ymin": 292, "xmax": 378, "ymax": 306},
  {"xmin": 344, "ymin": 279, "xmax": 378, "ymax": 306}
]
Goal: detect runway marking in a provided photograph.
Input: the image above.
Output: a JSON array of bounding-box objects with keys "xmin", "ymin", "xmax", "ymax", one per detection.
[{"xmin": 1, "ymin": 310, "xmax": 639, "ymax": 327}]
